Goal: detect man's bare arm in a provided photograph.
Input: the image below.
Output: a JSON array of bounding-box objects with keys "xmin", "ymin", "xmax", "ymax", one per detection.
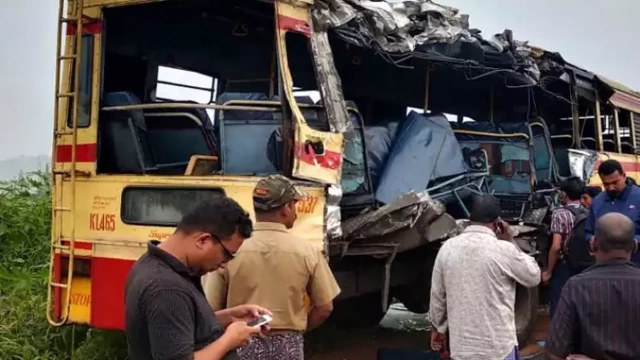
[{"xmin": 307, "ymin": 302, "xmax": 333, "ymax": 330}]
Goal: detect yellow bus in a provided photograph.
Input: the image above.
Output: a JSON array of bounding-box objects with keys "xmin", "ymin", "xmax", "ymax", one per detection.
[{"xmin": 48, "ymin": 0, "xmax": 346, "ymax": 330}]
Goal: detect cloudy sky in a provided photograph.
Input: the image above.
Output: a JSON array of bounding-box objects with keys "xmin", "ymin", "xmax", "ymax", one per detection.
[{"xmin": 0, "ymin": 0, "xmax": 638, "ymax": 160}]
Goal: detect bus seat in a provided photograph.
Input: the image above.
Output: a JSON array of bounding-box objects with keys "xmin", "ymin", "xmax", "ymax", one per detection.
[
  {"xmin": 621, "ymin": 142, "xmax": 635, "ymax": 154},
  {"xmin": 145, "ymin": 100, "xmax": 217, "ymax": 148},
  {"xmin": 603, "ymin": 139, "xmax": 616, "ymax": 152},
  {"xmin": 215, "ymin": 92, "xmax": 278, "ymax": 175},
  {"xmin": 100, "ymin": 91, "xmax": 156, "ymax": 174},
  {"xmin": 580, "ymin": 138, "xmax": 597, "ymax": 150},
  {"xmin": 143, "ymin": 102, "xmax": 218, "ymax": 175},
  {"xmin": 273, "ymin": 94, "xmax": 329, "ymax": 131},
  {"xmin": 215, "ymin": 92, "xmax": 271, "ymax": 121}
]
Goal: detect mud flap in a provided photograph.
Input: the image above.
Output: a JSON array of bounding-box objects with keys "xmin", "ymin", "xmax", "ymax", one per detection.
[{"xmin": 274, "ymin": 0, "xmax": 344, "ymax": 185}]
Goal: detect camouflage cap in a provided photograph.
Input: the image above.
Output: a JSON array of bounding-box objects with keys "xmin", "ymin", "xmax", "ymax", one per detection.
[{"xmin": 253, "ymin": 174, "xmax": 308, "ymax": 211}]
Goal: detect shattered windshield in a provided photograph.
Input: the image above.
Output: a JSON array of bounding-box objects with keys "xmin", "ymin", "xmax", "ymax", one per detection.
[
  {"xmin": 458, "ymin": 140, "xmax": 531, "ymax": 194},
  {"xmin": 341, "ymin": 113, "xmax": 367, "ymax": 194}
]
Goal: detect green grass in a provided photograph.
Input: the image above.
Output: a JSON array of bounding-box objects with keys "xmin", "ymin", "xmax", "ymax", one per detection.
[{"xmin": 0, "ymin": 170, "xmax": 128, "ymax": 359}]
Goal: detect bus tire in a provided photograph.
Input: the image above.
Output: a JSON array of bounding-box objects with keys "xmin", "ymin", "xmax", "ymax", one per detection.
[{"xmin": 515, "ymin": 284, "xmax": 540, "ymax": 347}]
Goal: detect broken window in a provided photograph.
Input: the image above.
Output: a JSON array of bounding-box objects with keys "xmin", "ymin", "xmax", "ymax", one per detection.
[
  {"xmin": 341, "ymin": 110, "xmax": 367, "ymax": 193},
  {"xmin": 155, "ymin": 66, "xmax": 218, "ymax": 121},
  {"xmin": 458, "ymin": 140, "xmax": 531, "ymax": 194}
]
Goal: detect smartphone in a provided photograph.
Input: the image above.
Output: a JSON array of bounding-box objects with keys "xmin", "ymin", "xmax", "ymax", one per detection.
[{"xmin": 247, "ymin": 314, "xmax": 272, "ymax": 328}]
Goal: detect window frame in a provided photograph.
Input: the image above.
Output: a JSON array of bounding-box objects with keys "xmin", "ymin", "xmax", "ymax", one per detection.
[
  {"xmin": 67, "ymin": 34, "xmax": 95, "ymax": 128},
  {"xmin": 120, "ymin": 186, "xmax": 226, "ymax": 227}
]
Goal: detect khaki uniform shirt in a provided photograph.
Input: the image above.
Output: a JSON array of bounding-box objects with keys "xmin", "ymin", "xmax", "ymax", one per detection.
[{"xmin": 203, "ymin": 222, "xmax": 341, "ymax": 332}]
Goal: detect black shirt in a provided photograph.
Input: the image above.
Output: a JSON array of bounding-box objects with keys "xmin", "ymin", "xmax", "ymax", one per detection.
[
  {"xmin": 546, "ymin": 259, "xmax": 640, "ymax": 360},
  {"xmin": 124, "ymin": 240, "xmax": 238, "ymax": 360}
]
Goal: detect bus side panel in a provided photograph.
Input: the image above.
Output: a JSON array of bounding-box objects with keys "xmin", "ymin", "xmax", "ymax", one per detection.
[{"xmin": 55, "ymin": 176, "xmax": 326, "ymax": 329}]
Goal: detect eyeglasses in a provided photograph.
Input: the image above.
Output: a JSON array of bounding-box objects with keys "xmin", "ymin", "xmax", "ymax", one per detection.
[
  {"xmin": 210, "ymin": 233, "xmax": 235, "ymax": 262},
  {"xmin": 219, "ymin": 241, "xmax": 235, "ymax": 262}
]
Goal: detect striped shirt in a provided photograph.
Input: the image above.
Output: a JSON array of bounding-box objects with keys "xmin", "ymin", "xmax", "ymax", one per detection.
[
  {"xmin": 549, "ymin": 202, "xmax": 581, "ymax": 258},
  {"xmin": 545, "ymin": 260, "xmax": 640, "ymax": 360},
  {"xmin": 429, "ymin": 225, "xmax": 541, "ymax": 360}
]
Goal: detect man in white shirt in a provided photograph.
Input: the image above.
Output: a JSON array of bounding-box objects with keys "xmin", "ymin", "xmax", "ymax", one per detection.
[{"xmin": 429, "ymin": 195, "xmax": 541, "ymax": 360}]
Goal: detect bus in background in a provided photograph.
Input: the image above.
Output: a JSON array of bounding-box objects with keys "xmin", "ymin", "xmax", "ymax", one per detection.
[{"xmin": 541, "ymin": 63, "xmax": 640, "ymax": 186}]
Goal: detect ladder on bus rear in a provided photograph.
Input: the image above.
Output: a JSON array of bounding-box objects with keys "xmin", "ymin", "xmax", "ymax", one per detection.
[{"xmin": 46, "ymin": 0, "xmax": 86, "ymax": 327}]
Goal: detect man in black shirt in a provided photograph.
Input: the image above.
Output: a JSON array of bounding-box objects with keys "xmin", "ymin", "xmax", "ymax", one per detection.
[
  {"xmin": 125, "ymin": 196, "xmax": 272, "ymax": 360},
  {"xmin": 545, "ymin": 212, "xmax": 640, "ymax": 360}
]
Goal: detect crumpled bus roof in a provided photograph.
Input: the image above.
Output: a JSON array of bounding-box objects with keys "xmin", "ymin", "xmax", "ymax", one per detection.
[{"xmin": 312, "ymin": 0, "xmax": 543, "ymax": 83}]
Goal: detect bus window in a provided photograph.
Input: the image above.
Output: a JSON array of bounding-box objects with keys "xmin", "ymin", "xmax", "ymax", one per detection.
[
  {"xmin": 155, "ymin": 66, "xmax": 218, "ymax": 122},
  {"xmin": 67, "ymin": 34, "xmax": 93, "ymax": 128},
  {"xmin": 121, "ymin": 187, "xmax": 224, "ymax": 226}
]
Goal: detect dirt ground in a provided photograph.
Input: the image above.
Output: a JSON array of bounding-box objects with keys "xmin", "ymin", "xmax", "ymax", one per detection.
[{"xmin": 307, "ymin": 310, "xmax": 550, "ymax": 360}]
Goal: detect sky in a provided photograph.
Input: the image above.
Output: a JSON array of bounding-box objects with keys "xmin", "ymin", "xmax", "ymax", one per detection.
[{"xmin": 0, "ymin": 0, "xmax": 638, "ymax": 161}]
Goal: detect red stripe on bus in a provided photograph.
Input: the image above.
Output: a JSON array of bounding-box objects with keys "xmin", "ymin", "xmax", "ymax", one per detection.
[
  {"xmin": 61, "ymin": 240, "xmax": 93, "ymax": 250},
  {"xmin": 277, "ymin": 14, "xmax": 311, "ymax": 37},
  {"xmin": 56, "ymin": 143, "xmax": 97, "ymax": 163},
  {"xmin": 90, "ymin": 257, "xmax": 135, "ymax": 330},
  {"xmin": 66, "ymin": 20, "xmax": 103, "ymax": 36},
  {"xmin": 294, "ymin": 141, "xmax": 342, "ymax": 170}
]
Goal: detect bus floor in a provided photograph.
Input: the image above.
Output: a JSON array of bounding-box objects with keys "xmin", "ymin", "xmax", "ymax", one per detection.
[{"xmin": 306, "ymin": 308, "xmax": 550, "ymax": 360}]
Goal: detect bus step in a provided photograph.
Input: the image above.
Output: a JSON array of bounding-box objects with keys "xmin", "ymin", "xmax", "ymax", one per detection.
[{"xmin": 50, "ymin": 282, "xmax": 69, "ymax": 289}]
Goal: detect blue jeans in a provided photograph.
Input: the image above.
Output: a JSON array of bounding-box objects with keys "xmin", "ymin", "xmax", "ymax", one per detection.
[{"xmin": 549, "ymin": 261, "xmax": 573, "ymax": 318}]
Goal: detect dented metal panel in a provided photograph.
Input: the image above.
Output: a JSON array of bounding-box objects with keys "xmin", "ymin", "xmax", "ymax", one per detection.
[
  {"xmin": 597, "ymin": 75, "xmax": 640, "ymax": 114},
  {"xmin": 274, "ymin": 0, "xmax": 345, "ymax": 185}
]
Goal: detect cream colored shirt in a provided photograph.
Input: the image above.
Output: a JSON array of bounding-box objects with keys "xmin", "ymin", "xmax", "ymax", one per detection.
[
  {"xmin": 203, "ymin": 222, "xmax": 341, "ymax": 332},
  {"xmin": 429, "ymin": 225, "xmax": 541, "ymax": 360}
]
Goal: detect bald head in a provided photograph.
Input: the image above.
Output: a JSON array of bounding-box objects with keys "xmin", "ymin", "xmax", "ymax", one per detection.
[{"xmin": 594, "ymin": 213, "xmax": 636, "ymax": 253}]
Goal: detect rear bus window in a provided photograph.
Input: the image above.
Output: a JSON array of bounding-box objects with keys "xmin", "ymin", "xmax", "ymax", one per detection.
[
  {"xmin": 67, "ymin": 34, "xmax": 94, "ymax": 128},
  {"xmin": 121, "ymin": 187, "xmax": 224, "ymax": 226}
]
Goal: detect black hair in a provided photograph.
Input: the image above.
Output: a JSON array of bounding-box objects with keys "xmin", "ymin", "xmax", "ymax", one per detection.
[
  {"xmin": 583, "ymin": 185, "xmax": 603, "ymax": 199},
  {"xmin": 177, "ymin": 195, "xmax": 253, "ymax": 240},
  {"xmin": 469, "ymin": 194, "xmax": 502, "ymax": 223},
  {"xmin": 598, "ymin": 159, "xmax": 624, "ymax": 177},
  {"xmin": 595, "ymin": 213, "xmax": 636, "ymax": 252},
  {"xmin": 560, "ymin": 176, "xmax": 585, "ymax": 201}
]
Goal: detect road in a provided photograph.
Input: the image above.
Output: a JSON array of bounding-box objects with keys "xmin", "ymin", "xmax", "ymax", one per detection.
[{"xmin": 306, "ymin": 304, "xmax": 550, "ymax": 360}]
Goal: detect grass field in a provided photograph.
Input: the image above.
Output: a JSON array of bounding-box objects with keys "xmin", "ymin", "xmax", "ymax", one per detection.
[{"xmin": 0, "ymin": 171, "xmax": 128, "ymax": 359}]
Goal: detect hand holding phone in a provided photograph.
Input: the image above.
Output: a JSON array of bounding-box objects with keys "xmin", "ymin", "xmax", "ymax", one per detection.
[{"xmin": 247, "ymin": 314, "xmax": 273, "ymax": 328}]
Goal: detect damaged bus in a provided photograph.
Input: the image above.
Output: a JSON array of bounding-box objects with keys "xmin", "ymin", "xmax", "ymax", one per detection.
[
  {"xmin": 533, "ymin": 57, "xmax": 640, "ymax": 186},
  {"xmin": 48, "ymin": 0, "xmax": 617, "ymax": 348}
]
